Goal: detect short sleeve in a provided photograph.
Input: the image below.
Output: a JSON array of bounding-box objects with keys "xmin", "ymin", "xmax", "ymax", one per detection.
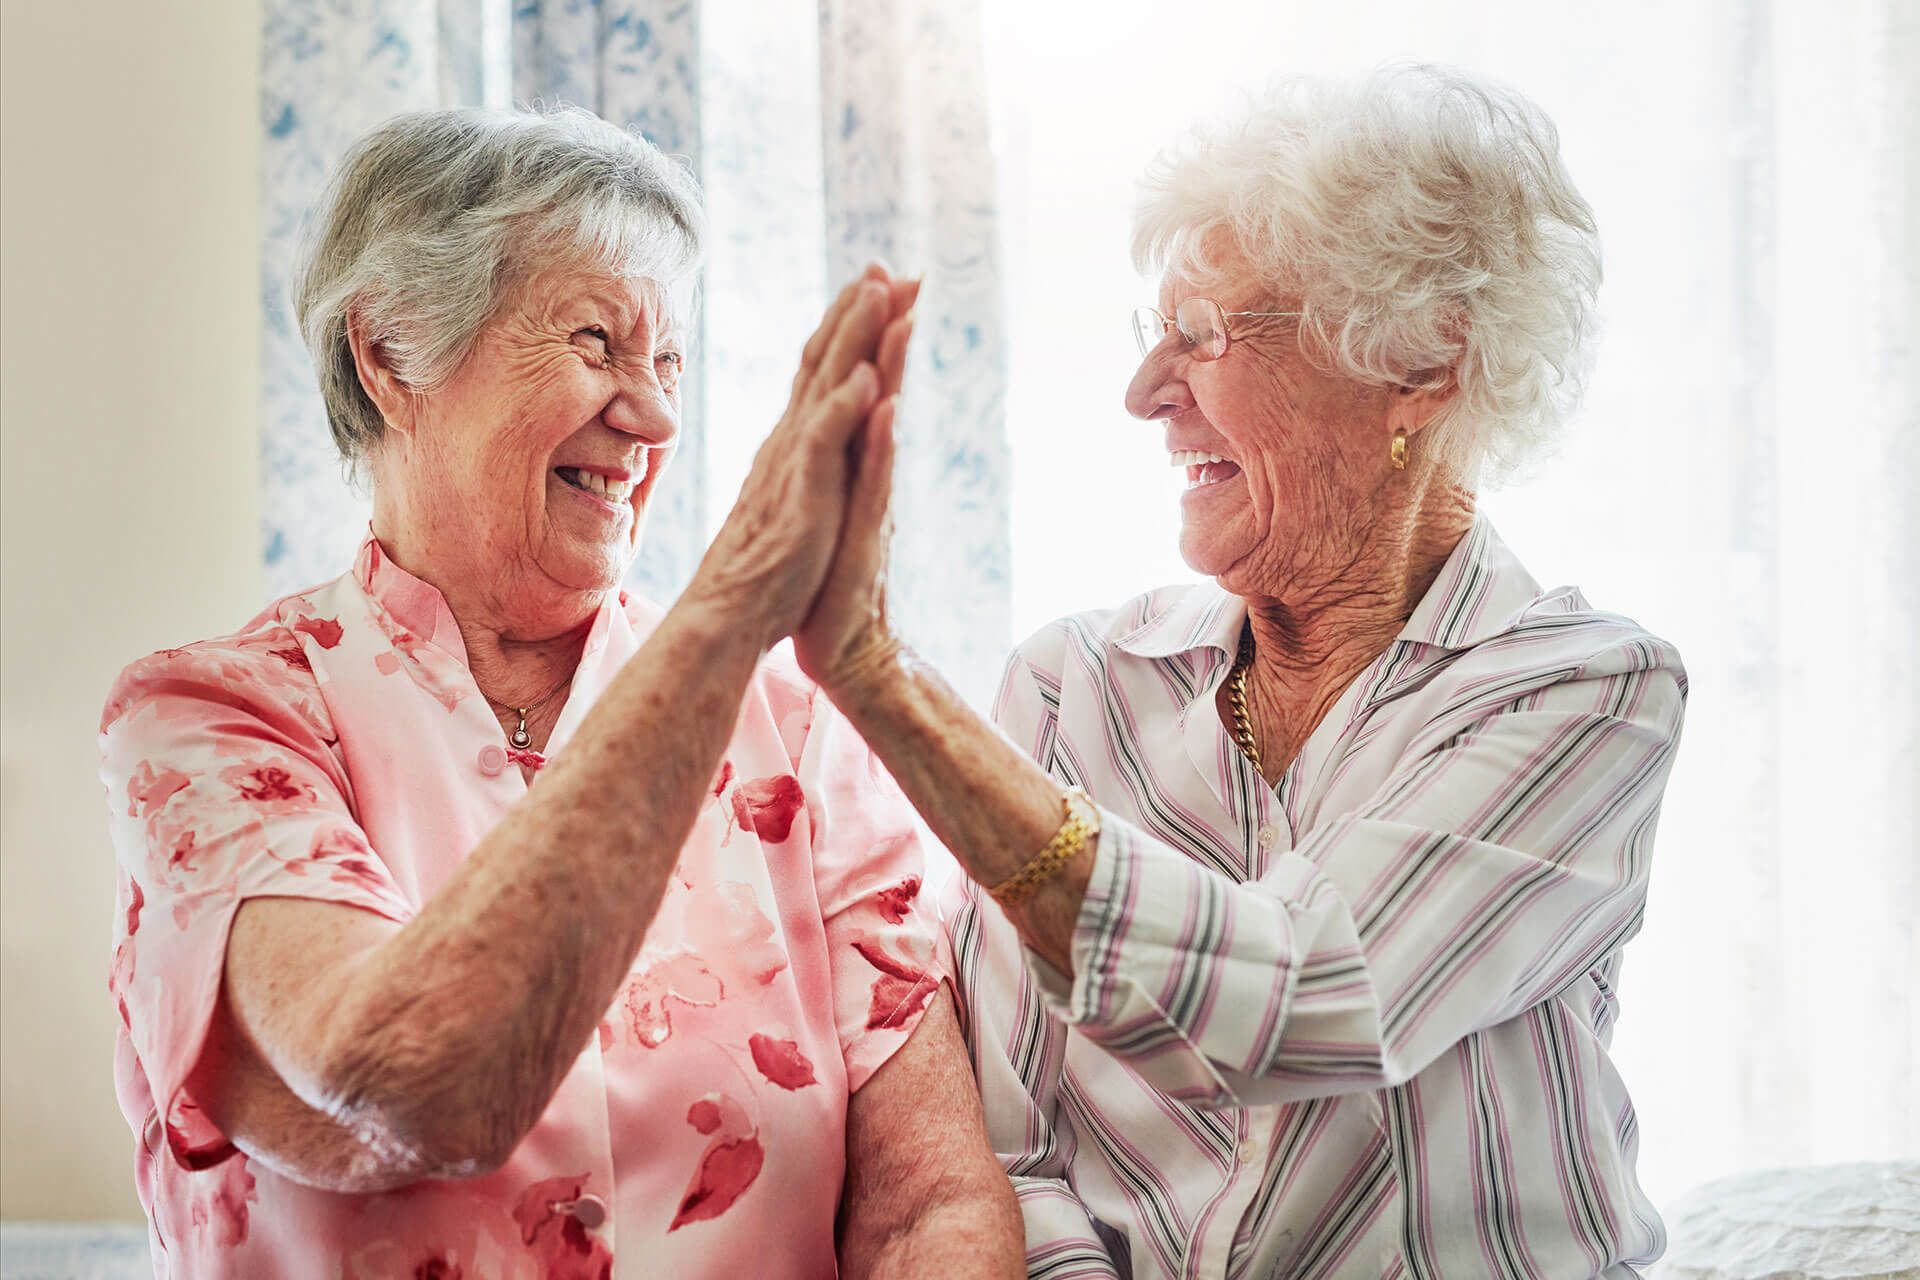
[
  {"xmin": 100, "ymin": 640, "xmax": 415, "ymax": 1168},
  {"xmin": 796, "ymin": 690, "xmax": 954, "ymax": 1092}
]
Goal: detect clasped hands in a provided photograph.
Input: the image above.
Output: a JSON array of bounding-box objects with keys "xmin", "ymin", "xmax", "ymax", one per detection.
[{"xmin": 689, "ymin": 263, "xmax": 918, "ymax": 703}]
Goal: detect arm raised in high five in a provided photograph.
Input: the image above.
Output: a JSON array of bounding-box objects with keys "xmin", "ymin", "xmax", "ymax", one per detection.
[{"xmin": 161, "ymin": 269, "xmax": 913, "ymax": 1192}]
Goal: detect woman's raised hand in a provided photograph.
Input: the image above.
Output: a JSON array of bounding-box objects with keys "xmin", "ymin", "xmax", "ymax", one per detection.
[
  {"xmin": 687, "ymin": 264, "xmax": 913, "ymax": 651},
  {"xmin": 793, "ymin": 279, "xmax": 916, "ymax": 694}
]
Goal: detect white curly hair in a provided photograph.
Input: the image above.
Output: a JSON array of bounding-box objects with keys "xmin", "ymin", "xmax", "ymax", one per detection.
[{"xmin": 1131, "ymin": 63, "xmax": 1602, "ymax": 483}]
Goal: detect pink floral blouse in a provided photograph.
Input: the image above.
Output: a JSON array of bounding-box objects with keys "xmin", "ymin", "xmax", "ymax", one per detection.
[{"xmin": 100, "ymin": 535, "xmax": 948, "ymax": 1279}]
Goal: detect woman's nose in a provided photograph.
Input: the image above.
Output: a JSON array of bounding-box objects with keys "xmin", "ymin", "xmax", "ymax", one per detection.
[
  {"xmin": 1124, "ymin": 345, "xmax": 1196, "ymax": 421},
  {"xmin": 603, "ymin": 372, "xmax": 680, "ymax": 447}
]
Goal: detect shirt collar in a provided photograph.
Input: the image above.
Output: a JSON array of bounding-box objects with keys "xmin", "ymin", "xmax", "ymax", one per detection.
[
  {"xmin": 354, "ymin": 533, "xmax": 469, "ymax": 663},
  {"xmin": 1112, "ymin": 580, "xmax": 1246, "ymax": 661},
  {"xmin": 1397, "ymin": 515, "xmax": 1542, "ymax": 652},
  {"xmin": 1110, "ymin": 513, "xmax": 1540, "ymax": 663}
]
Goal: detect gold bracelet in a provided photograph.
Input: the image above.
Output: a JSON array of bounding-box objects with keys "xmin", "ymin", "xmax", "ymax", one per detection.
[{"xmin": 988, "ymin": 788, "xmax": 1100, "ymax": 908}]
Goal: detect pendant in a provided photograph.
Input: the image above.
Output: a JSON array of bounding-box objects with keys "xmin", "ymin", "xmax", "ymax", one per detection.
[{"xmin": 511, "ymin": 711, "xmax": 532, "ymax": 749}]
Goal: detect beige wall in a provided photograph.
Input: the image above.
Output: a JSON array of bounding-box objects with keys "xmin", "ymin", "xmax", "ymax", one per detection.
[{"xmin": 2, "ymin": 0, "xmax": 262, "ymax": 1220}]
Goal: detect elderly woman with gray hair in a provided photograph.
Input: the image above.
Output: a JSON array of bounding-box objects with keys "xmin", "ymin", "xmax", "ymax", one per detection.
[
  {"xmin": 790, "ymin": 66, "xmax": 1689, "ymax": 1278},
  {"xmin": 99, "ymin": 107, "xmax": 1021, "ymax": 1277}
]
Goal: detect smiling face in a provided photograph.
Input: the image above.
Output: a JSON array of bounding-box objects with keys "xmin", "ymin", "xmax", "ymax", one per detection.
[
  {"xmin": 1125, "ymin": 249, "xmax": 1412, "ymax": 601},
  {"xmin": 368, "ymin": 264, "xmax": 684, "ymax": 628}
]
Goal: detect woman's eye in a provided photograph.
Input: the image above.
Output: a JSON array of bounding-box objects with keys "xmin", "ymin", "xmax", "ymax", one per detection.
[
  {"xmin": 574, "ymin": 327, "xmax": 612, "ymax": 359},
  {"xmin": 655, "ymin": 349, "xmax": 685, "ymax": 392}
]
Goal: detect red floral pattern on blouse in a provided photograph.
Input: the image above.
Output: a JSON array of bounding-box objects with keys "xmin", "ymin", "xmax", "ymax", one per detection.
[
  {"xmin": 98, "ymin": 534, "xmax": 950, "ymax": 1278},
  {"xmin": 671, "ymin": 1094, "xmax": 763, "ymax": 1232},
  {"xmin": 730, "ymin": 774, "xmax": 807, "ymax": 843}
]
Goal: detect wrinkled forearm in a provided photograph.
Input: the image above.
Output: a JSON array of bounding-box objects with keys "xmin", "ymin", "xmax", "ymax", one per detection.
[
  {"xmin": 826, "ymin": 647, "xmax": 1088, "ymax": 972},
  {"xmin": 273, "ymin": 591, "xmax": 764, "ymax": 1178}
]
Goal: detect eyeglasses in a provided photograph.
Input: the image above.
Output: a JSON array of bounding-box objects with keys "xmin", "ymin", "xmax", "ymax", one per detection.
[{"xmin": 1131, "ymin": 297, "xmax": 1303, "ymax": 361}]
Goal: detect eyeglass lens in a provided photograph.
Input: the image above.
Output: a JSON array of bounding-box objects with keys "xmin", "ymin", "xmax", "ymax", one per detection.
[
  {"xmin": 1175, "ymin": 298, "xmax": 1229, "ymax": 360},
  {"xmin": 1131, "ymin": 307, "xmax": 1166, "ymax": 356},
  {"xmin": 1131, "ymin": 298, "xmax": 1231, "ymax": 361}
]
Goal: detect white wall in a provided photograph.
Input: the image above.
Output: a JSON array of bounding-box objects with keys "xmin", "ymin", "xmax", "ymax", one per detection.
[{"xmin": 1, "ymin": 0, "xmax": 262, "ymax": 1220}]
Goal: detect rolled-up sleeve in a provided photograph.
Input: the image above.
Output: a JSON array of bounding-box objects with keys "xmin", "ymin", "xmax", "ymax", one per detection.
[
  {"xmin": 101, "ymin": 643, "xmax": 414, "ymax": 1167},
  {"xmin": 1034, "ymin": 637, "xmax": 1688, "ymax": 1110}
]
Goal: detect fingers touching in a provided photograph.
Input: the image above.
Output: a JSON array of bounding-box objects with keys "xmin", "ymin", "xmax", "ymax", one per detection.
[{"xmin": 796, "ymin": 264, "xmax": 917, "ymax": 401}]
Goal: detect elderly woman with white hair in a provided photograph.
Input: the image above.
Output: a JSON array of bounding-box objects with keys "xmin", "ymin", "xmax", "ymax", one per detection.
[
  {"xmin": 792, "ymin": 66, "xmax": 1689, "ymax": 1277},
  {"xmin": 99, "ymin": 107, "xmax": 1022, "ymax": 1277}
]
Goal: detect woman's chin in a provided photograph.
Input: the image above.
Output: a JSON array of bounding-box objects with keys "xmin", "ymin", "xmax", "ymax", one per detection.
[
  {"xmin": 1178, "ymin": 520, "xmax": 1248, "ymax": 581},
  {"xmin": 540, "ymin": 530, "xmax": 632, "ymax": 596}
]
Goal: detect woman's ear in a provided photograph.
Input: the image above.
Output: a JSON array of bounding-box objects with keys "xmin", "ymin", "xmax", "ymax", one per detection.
[
  {"xmin": 1394, "ymin": 366, "xmax": 1460, "ymax": 437},
  {"xmin": 345, "ymin": 307, "xmax": 418, "ymax": 438}
]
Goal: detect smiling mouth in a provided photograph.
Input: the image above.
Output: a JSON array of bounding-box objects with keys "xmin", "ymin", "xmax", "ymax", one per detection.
[
  {"xmin": 1170, "ymin": 449, "xmax": 1242, "ymax": 490},
  {"xmin": 554, "ymin": 466, "xmax": 636, "ymax": 504}
]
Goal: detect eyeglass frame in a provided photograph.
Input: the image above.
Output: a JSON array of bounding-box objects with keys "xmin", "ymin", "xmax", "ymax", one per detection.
[{"xmin": 1131, "ymin": 297, "xmax": 1304, "ymax": 361}]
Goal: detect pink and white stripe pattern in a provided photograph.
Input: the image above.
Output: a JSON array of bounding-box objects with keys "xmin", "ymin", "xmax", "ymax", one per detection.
[{"xmin": 946, "ymin": 518, "xmax": 1687, "ymax": 1279}]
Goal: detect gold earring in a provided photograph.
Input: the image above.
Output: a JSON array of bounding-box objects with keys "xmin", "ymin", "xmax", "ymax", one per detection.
[{"xmin": 1390, "ymin": 427, "xmax": 1409, "ymax": 470}]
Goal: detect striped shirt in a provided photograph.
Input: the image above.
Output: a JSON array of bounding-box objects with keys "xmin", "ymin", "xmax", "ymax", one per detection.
[{"xmin": 945, "ymin": 517, "xmax": 1687, "ymax": 1279}]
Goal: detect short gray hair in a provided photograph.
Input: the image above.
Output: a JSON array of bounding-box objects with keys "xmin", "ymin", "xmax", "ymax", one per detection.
[
  {"xmin": 292, "ymin": 105, "xmax": 705, "ymax": 462},
  {"xmin": 1132, "ymin": 64, "xmax": 1601, "ymax": 483}
]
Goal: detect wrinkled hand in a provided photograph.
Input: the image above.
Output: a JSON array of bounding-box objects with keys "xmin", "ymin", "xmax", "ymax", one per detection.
[
  {"xmin": 793, "ymin": 279, "xmax": 918, "ymax": 696},
  {"xmin": 688, "ymin": 265, "xmax": 914, "ymax": 652}
]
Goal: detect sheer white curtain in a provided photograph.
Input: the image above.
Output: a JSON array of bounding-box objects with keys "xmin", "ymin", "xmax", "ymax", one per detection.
[
  {"xmin": 260, "ymin": 0, "xmax": 1010, "ymax": 702},
  {"xmin": 984, "ymin": 0, "xmax": 1919, "ymax": 1208}
]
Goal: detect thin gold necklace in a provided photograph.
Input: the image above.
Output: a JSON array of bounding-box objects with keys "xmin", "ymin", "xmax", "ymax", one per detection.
[
  {"xmin": 484, "ymin": 672, "xmax": 573, "ymax": 749},
  {"xmin": 1226, "ymin": 624, "xmax": 1263, "ymax": 775}
]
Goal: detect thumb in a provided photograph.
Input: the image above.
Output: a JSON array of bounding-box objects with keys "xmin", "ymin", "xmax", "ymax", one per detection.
[{"xmin": 843, "ymin": 394, "xmax": 898, "ymax": 558}]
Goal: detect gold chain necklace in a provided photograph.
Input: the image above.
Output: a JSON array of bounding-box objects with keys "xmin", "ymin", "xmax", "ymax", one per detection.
[{"xmin": 1226, "ymin": 625, "xmax": 1263, "ymax": 775}]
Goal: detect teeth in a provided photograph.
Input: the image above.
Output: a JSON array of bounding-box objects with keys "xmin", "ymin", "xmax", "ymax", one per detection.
[
  {"xmin": 559, "ymin": 468, "xmax": 634, "ymax": 502},
  {"xmin": 1185, "ymin": 460, "xmax": 1240, "ymax": 490},
  {"xmin": 1170, "ymin": 449, "xmax": 1230, "ymax": 467}
]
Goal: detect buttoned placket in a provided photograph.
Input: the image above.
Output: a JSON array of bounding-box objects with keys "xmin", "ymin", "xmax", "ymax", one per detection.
[
  {"xmin": 1162, "ymin": 644, "xmax": 1280, "ymax": 1278},
  {"xmin": 1182, "ymin": 1104, "xmax": 1279, "ymax": 1280},
  {"xmin": 1192, "ymin": 785, "xmax": 1298, "ymax": 1278},
  {"xmin": 360, "ymin": 568, "xmax": 625, "ymax": 1262}
]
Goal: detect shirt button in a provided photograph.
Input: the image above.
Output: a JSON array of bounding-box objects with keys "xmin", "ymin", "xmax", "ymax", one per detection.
[
  {"xmin": 568, "ymin": 1193, "xmax": 608, "ymax": 1228},
  {"xmin": 477, "ymin": 744, "xmax": 507, "ymax": 777},
  {"xmin": 1257, "ymin": 823, "xmax": 1280, "ymax": 850},
  {"xmin": 1238, "ymin": 1140, "xmax": 1257, "ymax": 1162}
]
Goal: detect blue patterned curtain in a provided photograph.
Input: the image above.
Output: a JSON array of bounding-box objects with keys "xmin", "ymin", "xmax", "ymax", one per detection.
[
  {"xmin": 816, "ymin": 0, "xmax": 1011, "ymax": 706},
  {"xmin": 261, "ymin": 0, "xmax": 1011, "ymax": 702}
]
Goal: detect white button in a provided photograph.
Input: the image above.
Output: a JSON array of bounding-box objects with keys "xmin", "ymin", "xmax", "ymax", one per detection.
[
  {"xmin": 1237, "ymin": 1140, "xmax": 1257, "ymax": 1162},
  {"xmin": 1257, "ymin": 823, "xmax": 1280, "ymax": 850},
  {"xmin": 477, "ymin": 744, "xmax": 507, "ymax": 777},
  {"xmin": 567, "ymin": 1193, "xmax": 607, "ymax": 1228}
]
